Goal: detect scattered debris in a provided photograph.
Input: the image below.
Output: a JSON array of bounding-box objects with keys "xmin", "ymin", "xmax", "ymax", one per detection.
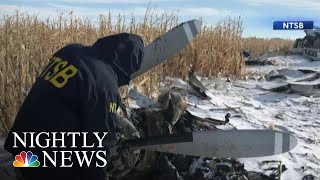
[
  {"xmin": 261, "ymin": 160, "xmax": 287, "ymax": 180},
  {"xmin": 188, "ymin": 70, "xmax": 209, "ymax": 99},
  {"xmin": 255, "ymin": 67, "xmax": 320, "ymax": 96},
  {"xmin": 302, "ymin": 174, "xmax": 315, "ymax": 180},
  {"xmin": 243, "ymin": 50, "xmax": 251, "ymax": 58},
  {"xmin": 244, "ymin": 58, "xmax": 283, "ymax": 66},
  {"xmin": 184, "ymin": 111, "xmax": 230, "ymax": 126}
]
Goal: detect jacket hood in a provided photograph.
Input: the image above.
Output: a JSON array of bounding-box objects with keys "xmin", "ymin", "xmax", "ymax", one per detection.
[{"xmin": 91, "ymin": 33, "xmax": 144, "ymax": 86}]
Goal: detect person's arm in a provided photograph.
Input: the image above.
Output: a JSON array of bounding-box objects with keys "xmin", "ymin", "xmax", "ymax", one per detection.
[
  {"xmin": 78, "ymin": 63, "xmax": 120, "ymax": 148},
  {"xmin": 77, "ymin": 62, "xmax": 122, "ymax": 179}
]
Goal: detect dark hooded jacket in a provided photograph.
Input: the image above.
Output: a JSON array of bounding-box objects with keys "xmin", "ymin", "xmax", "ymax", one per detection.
[{"xmin": 4, "ymin": 33, "xmax": 144, "ymax": 180}]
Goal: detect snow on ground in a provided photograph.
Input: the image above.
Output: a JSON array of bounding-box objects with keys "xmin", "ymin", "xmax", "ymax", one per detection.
[
  {"xmin": 165, "ymin": 55, "xmax": 320, "ymax": 179},
  {"xmin": 246, "ymin": 55, "xmax": 320, "ymax": 75}
]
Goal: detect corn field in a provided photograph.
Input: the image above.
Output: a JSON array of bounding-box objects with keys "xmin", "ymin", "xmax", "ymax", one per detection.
[
  {"xmin": 243, "ymin": 37, "xmax": 293, "ymax": 59},
  {"xmin": 0, "ymin": 11, "xmax": 293, "ymax": 134}
]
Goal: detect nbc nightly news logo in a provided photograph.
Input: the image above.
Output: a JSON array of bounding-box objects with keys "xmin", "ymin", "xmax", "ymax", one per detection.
[
  {"xmin": 13, "ymin": 151, "xmax": 40, "ymax": 167},
  {"xmin": 11, "ymin": 132, "xmax": 109, "ymax": 168},
  {"xmin": 273, "ymin": 21, "xmax": 314, "ymax": 30}
]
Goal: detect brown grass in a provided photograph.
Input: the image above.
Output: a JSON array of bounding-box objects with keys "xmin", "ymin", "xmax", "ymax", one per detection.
[
  {"xmin": 243, "ymin": 37, "xmax": 293, "ymax": 59},
  {"xmin": 0, "ymin": 10, "xmax": 292, "ymax": 134}
]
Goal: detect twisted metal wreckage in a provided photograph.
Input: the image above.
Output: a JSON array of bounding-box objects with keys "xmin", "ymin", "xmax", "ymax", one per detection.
[
  {"xmin": 107, "ymin": 81, "xmax": 292, "ymax": 180},
  {"xmin": 292, "ymin": 27, "xmax": 320, "ymax": 61}
]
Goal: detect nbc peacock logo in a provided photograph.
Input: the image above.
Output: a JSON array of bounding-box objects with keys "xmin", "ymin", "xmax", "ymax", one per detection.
[{"xmin": 13, "ymin": 151, "xmax": 40, "ymax": 167}]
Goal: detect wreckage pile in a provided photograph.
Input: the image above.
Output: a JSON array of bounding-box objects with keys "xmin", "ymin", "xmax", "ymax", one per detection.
[
  {"xmin": 291, "ymin": 27, "xmax": 320, "ymax": 61},
  {"xmin": 0, "ymin": 69, "xmax": 316, "ymax": 180},
  {"xmin": 293, "ymin": 32, "xmax": 320, "ymax": 49},
  {"xmin": 245, "ymin": 54, "xmax": 320, "ymax": 97},
  {"xmin": 105, "ymin": 71, "xmax": 291, "ymax": 180},
  {"xmin": 261, "ymin": 69, "xmax": 320, "ymax": 96},
  {"xmin": 112, "ymin": 58, "xmax": 320, "ymax": 180}
]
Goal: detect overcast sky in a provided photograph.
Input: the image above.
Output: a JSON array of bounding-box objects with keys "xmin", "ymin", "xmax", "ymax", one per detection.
[{"xmin": 1, "ymin": 0, "xmax": 320, "ymax": 39}]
